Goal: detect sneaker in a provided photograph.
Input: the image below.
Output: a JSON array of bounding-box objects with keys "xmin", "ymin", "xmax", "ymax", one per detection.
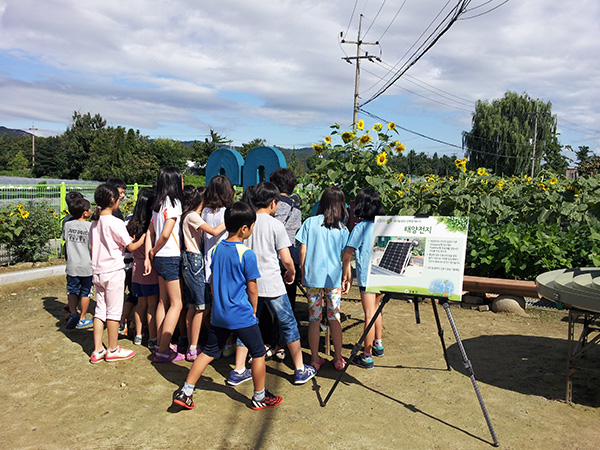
[
  {"xmin": 76, "ymin": 317, "xmax": 93, "ymax": 328},
  {"xmin": 118, "ymin": 323, "xmax": 128, "ymax": 336},
  {"xmin": 227, "ymin": 368, "xmax": 252, "ymax": 386},
  {"xmin": 133, "ymin": 335, "xmax": 143, "ymax": 345},
  {"xmin": 186, "ymin": 347, "xmax": 202, "ymax": 362},
  {"xmin": 90, "ymin": 348, "xmax": 107, "ymax": 364},
  {"xmin": 372, "ymin": 343, "xmax": 385, "ymax": 357},
  {"xmin": 105, "ymin": 346, "xmax": 135, "ymax": 362},
  {"xmin": 251, "ymin": 390, "xmax": 282, "ymax": 410},
  {"xmin": 65, "ymin": 312, "xmax": 80, "ymax": 329},
  {"xmin": 222, "ymin": 344, "xmax": 235, "ymax": 358},
  {"xmin": 154, "ymin": 349, "xmax": 185, "ymax": 363},
  {"xmin": 173, "ymin": 389, "xmax": 194, "ymax": 410},
  {"xmin": 351, "ymin": 353, "xmax": 374, "ymax": 369},
  {"xmin": 294, "ymin": 364, "xmax": 317, "ymax": 385}
]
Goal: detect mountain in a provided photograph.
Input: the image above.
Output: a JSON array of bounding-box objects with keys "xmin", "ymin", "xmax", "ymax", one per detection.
[{"xmin": 0, "ymin": 126, "xmax": 31, "ymax": 138}]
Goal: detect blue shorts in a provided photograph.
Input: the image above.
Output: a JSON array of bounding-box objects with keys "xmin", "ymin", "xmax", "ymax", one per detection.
[
  {"xmin": 131, "ymin": 282, "xmax": 159, "ymax": 298},
  {"xmin": 181, "ymin": 251, "xmax": 209, "ymax": 310},
  {"xmin": 66, "ymin": 275, "xmax": 93, "ymax": 297},
  {"xmin": 153, "ymin": 256, "xmax": 180, "ymax": 282},
  {"xmin": 203, "ymin": 324, "xmax": 266, "ymax": 359}
]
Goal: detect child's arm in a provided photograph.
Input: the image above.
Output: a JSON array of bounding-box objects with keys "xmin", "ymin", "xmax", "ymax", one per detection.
[
  {"xmin": 199, "ymin": 221, "xmax": 226, "ymax": 237},
  {"xmin": 278, "ymin": 247, "xmax": 296, "ymax": 285},
  {"xmin": 151, "ymin": 217, "xmax": 177, "ymax": 258},
  {"xmin": 247, "ymin": 279, "xmax": 259, "ymax": 316},
  {"xmin": 143, "ymin": 228, "xmax": 154, "ymax": 276},
  {"xmin": 342, "ymin": 247, "xmax": 354, "ymax": 294},
  {"xmin": 299, "ymin": 243, "xmax": 307, "ymax": 285},
  {"xmin": 126, "ymin": 233, "xmax": 145, "ymax": 252}
]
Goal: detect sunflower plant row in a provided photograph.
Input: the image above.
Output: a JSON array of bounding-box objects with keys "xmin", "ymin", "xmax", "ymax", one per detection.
[{"xmin": 299, "ymin": 122, "xmax": 600, "ymax": 280}]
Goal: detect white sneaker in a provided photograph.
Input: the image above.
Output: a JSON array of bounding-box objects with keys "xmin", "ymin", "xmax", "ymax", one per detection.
[{"xmin": 105, "ymin": 346, "xmax": 135, "ymax": 362}]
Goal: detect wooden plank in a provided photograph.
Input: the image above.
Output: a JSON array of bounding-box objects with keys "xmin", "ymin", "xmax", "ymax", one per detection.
[{"xmin": 463, "ymin": 275, "xmax": 538, "ymax": 298}]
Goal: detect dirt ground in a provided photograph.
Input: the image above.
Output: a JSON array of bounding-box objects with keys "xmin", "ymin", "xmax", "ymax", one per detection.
[{"xmin": 1, "ymin": 282, "xmax": 600, "ymax": 450}]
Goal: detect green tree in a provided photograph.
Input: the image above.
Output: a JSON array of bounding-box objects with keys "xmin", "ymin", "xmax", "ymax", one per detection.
[
  {"xmin": 464, "ymin": 91, "xmax": 562, "ymax": 177},
  {"xmin": 8, "ymin": 151, "xmax": 29, "ymax": 171},
  {"xmin": 33, "ymin": 136, "xmax": 66, "ymax": 177},
  {"xmin": 239, "ymin": 138, "xmax": 266, "ymax": 158},
  {"xmin": 62, "ymin": 111, "xmax": 107, "ymax": 179},
  {"xmin": 191, "ymin": 129, "xmax": 230, "ymax": 175}
]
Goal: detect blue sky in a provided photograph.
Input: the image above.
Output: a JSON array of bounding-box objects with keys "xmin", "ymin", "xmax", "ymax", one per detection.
[{"xmin": 1, "ymin": 0, "xmax": 599, "ymax": 163}]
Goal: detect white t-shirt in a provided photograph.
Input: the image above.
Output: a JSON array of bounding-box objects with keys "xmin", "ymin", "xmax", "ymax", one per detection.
[
  {"xmin": 201, "ymin": 206, "xmax": 227, "ymax": 282},
  {"xmin": 152, "ymin": 198, "xmax": 182, "ymax": 257}
]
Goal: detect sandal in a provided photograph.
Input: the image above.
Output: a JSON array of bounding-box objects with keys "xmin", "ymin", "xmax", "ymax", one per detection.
[
  {"xmin": 310, "ymin": 357, "xmax": 325, "ymax": 371},
  {"xmin": 334, "ymin": 358, "xmax": 346, "ymax": 371},
  {"xmin": 265, "ymin": 345, "xmax": 275, "ymax": 359},
  {"xmin": 274, "ymin": 348, "xmax": 286, "ymax": 362}
]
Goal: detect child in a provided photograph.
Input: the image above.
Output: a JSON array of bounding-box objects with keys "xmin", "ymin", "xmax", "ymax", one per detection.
[
  {"xmin": 181, "ymin": 186, "xmax": 226, "ymax": 361},
  {"xmin": 127, "ymin": 187, "xmax": 159, "ymax": 347},
  {"xmin": 296, "ymin": 186, "xmax": 349, "ymax": 371},
  {"xmin": 270, "ymin": 168, "xmax": 302, "ymax": 313},
  {"xmin": 173, "ymin": 202, "xmax": 282, "ymax": 411},
  {"xmin": 145, "ymin": 167, "xmax": 185, "ymax": 362},
  {"xmin": 63, "ymin": 196, "xmax": 93, "ymax": 329},
  {"xmin": 89, "ymin": 184, "xmax": 143, "ymax": 363},
  {"xmin": 201, "ymin": 175, "xmax": 235, "ymax": 357},
  {"xmin": 342, "ymin": 188, "xmax": 386, "ymax": 369},
  {"xmin": 230, "ymin": 182, "xmax": 316, "ymax": 385}
]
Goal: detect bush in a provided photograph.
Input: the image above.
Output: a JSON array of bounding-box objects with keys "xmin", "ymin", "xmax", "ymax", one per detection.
[{"xmin": 0, "ymin": 201, "xmax": 59, "ymax": 263}]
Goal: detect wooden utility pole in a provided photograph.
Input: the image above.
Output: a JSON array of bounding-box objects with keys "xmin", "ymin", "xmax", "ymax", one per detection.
[
  {"xmin": 29, "ymin": 125, "xmax": 38, "ymax": 168},
  {"xmin": 341, "ymin": 14, "xmax": 380, "ymax": 130},
  {"xmin": 530, "ymin": 104, "xmax": 539, "ymax": 178}
]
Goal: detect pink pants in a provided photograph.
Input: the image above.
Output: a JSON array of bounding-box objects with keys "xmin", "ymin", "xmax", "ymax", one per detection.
[{"xmin": 93, "ymin": 270, "xmax": 126, "ymax": 321}]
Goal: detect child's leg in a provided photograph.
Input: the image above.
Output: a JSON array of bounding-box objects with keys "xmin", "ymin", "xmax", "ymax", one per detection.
[
  {"xmin": 187, "ymin": 309, "xmax": 205, "ymax": 348},
  {"xmin": 186, "ymin": 326, "xmax": 227, "ymax": 385},
  {"xmin": 325, "ymin": 288, "xmax": 344, "ymax": 361},
  {"xmin": 134, "ymin": 296, "xmax": 148, "ymax": 338},
  {"xmin": 157, "ymin": 279, "xmax": 183, "ymax": 354},
  {"xmin": 147, "ymin": 294, "xmax": 158, "ymax": 341},
  {"xmin": 306, "ymin": 288, "xmax": 324, "ymax": 364},
  {"xmin": 234, "ymin": 344, "xmax": 249, "ymax": 371},
  {"xmin": 250, "ymin": 356, "xmax": 266, "ymax": 392},
  {"xmin": 155, "ymin": 276, "xmax": 169, "ymax": 346},
  {"xmin": 80, "ymin": 296, "xmax": 91, "ymax": 319},
  {"xmin": 67, "ymin": 293, "xmax": 79, "ymax": 315},
  {"xmin": 263, "ymin": 295, "xmax": 303, "ymax": 371},
  {"xmin": 93, "ymin": 317, "xmax": 105, "ymax": 353},
  {"xmin": 92, "ymin": 276, "xmax": 107, "ymax": 353},
  {"xmin": 361, "ymin": 292, "xmax": 382, "ymax": 355},
  {"xmin": 106, "ymin": 319, "xmax": 120, "ymax": 350},
  {"xmin": 104, "ymin": 270, "xmax": 128, "ymax": 351},
  {"xmin": 120, "ymin": 300, "xmax": 135, "ymax": 328}
]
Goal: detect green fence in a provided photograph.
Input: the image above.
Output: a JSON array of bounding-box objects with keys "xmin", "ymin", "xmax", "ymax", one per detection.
[{"xmin": 0, "ymin": 183, "xmax": 145, "ymax": 264}]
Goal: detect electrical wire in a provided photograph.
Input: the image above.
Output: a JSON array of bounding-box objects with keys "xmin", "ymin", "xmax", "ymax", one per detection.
[
  {"xmin": 460, "ymin": 0, "xmax": 509, "ymax": 20},
  {"xmin": 362, "ymin": 0, "xmax": 387, "ymax": 41},
  {"xmin": 344, "ymin": 0, "xmax": 360, "ymax": 39},
  {"xmin": 377, "ymin": 0, "xmax": 407, "ymax": 42}
]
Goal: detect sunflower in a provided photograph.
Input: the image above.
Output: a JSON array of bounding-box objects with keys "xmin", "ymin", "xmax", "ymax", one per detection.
[
  {"xmin": 324, "ymin": 136, "xmax": 332, "ymax": 144},
  {"xmin": 550, "ymin": 177, "xmax": 558, "ymax": 185},
  {"xmin": 376, "ymin": 151, "xmax": 387, "ymax": 166},
  {"xmin": 357, "ymin": 119, "xmax": 364, "ymax": 130},
  {"xmin": 477, "ymin": 167, "xmax": 488, "ymax": 176},
  {"xmin": 395, "ymin": 142, "xmax": 406, "ymax": 154},
  {"xmin": 397, "ymin": 173, "xmax": 404, "ymax": 182},
  {"xmin": 341, "ymin": 131, "xmax": 354, "ymax": 143},
  {"xmin": 388, "ymin": 122, "xmax": 396, "ymax": 131},
  {"xmin": 312, "ymin": 143, "xmax": 323, "ymax": 154},
  {"xmin": 372, "ymin": 123, "xmax": 383, "ymax": 132},
  {"xmin": 359, "ymin": 134, "xmax": 372, "ymax": 146},
  {"xmin": 538, "ymin": 183, "xmax": 549, "ymax": 191}
]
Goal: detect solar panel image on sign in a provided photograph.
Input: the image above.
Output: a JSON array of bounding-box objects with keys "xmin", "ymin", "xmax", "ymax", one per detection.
[{"xmin": 375, "ymin": 239, "xmax": 419, "ymax": 275}]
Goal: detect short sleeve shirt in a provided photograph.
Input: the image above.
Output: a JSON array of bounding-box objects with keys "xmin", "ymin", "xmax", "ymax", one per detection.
[
  {"xmin": 202, "ymin": 206, "xmax": 227, "ymax": 281},
  {"xmin": 244, "ymin": 213, "xmax": 291, "ymax": 297},
  {"xmin": 152, "ymin": 199, "xmax": 182, "ymax": 257},
  {"xmin": 210, "ymin": 240, "xmax": 261, "ymax": 330},
  {"xmin": 295, "ymin": 215, "xmax": 349, "ymax": 288},
  {"xmin": 346, "ymin": 220, "xmax": 374, "ymax": 287},
  {"xmin": 90, "ymin": 215, "xmax": 132, "ymax": 275},
  {"xmin": 63, "ymin": 220, "xmax": 92, "ymax": 277},
  {"xmin": 182, "ymin": 211, "xmax": 205, "ymax": 254}
]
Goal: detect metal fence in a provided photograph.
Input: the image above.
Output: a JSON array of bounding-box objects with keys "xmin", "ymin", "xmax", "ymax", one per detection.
[{"xmin": 0, "ymin": 183, "xmax": 145, "ymax": 264}]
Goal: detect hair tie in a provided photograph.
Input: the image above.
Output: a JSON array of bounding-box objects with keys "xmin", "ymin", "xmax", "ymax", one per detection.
[{"xmin": 97, "ymin": 206, "xmax": 102, "ymax": 210}]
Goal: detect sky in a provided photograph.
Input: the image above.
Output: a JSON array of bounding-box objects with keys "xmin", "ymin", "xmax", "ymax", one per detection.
[{"xmin": 1, "ymin": 0, "xmax": 599, "ymax": 163}]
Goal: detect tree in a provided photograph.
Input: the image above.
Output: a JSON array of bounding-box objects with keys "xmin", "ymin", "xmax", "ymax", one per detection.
[
  {"xmin": 239, "ymin": 138, "xmax": 266, "ymax": 158},
  {"xmin": 464, "ymin": 91, "xmax": 564, "ymax": 177},
  {"xmin": 191, "ymin": 129, "xmax": 230, "ymax": 175},
  {"xmin": 7, "ymin": 151, "xmax": 29, "ymax": 171},
  {"xmin": 61, "ymin": 111, "xmax": 107, "ymax": 179}
]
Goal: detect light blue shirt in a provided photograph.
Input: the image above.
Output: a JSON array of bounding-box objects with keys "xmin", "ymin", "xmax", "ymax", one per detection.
[
  {"xmin": 296, "ymin": 215, "xmax": 349, "ymax": 288},
  {"xmin": 346, "ymin": 220, "xmax": 374, "ymax": 287}
]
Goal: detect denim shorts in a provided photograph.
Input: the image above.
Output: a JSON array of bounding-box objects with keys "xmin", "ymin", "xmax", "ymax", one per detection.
[
  {"xmin": 66, "ymin": 275, "xmax": 93, "ymax": 297},
  {"xmin": 153, "ymin": 255, "xmax": 181, "ymax": 282},
  {"xmin": 181, "ymin": 251, "xmax": 209, "ymax": 310},
  {"xmin": 131, "ymin": 282, "xmax": 159, "ymax": 298}
]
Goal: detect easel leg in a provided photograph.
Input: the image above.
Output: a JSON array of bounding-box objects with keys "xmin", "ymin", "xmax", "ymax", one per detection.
[
  {"xmin": 321, "ymin": 293, "xmax": 391, "ymax": 407},
  {"xmin": 440, "ymin": 300, "xmax": 499, "ymax": 447},
  {"xmin": 431, "ymin": 299, "xmax": 450, "ymax": 370}
]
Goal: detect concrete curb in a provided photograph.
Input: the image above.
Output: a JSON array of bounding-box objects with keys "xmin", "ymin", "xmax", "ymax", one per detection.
[{"xmin": 0, "ymin": 265, "xmax": 66, "ymax": 286}]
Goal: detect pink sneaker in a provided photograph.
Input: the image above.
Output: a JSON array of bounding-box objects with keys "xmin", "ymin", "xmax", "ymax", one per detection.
[
  {"xmin": 154, "ymin": 348, "xmax": 185, "ymax": 363},
  {"xmin": 90, "ymin": 349, "xmax": 107, "ymax": 364},
  {"xmin": 186, "ymin": 347, "xmax": 202, "ymax": 362},
  {"xmin": 105, "ymin": 346, "xmax": 135, "ymax": 362}
]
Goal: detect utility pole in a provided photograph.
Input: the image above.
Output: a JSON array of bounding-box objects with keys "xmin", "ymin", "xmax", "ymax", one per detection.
[
  {"xmin": 341, "ymin": 14, "xmax": 380, "ymax": 131},
  {"xmin": 29, "ymin": 124, "xmax": 38, "ymax": 168},
  {"xmin": 530, "ymin": 104, "xmax": 539, "ymax": 178}
]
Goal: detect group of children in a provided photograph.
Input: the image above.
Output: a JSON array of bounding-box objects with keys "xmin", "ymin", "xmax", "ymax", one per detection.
[{"xmin": 62, "ymin": 167, "xmax": 388, "ymax": 411}]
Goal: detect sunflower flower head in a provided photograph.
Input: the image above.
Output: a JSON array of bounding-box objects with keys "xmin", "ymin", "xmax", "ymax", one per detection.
[
  {"xmin": 376, "ymin": 151, "xmax": 387, "ymax": 166},
  {"xmin": 341, "ymin": 131, "xmax": 354, "ymax": 143},
  {"xmin": 324, "ymin": 136, "xmax": 332, "ymax": 144},
  {"xmin": 359, "ymin": 134, "xmax": 372, "ymax": 146},
  {"xmin": 388, "ymin": 122, "xmax": 396, "ymax": 131},
  {"xmin": 372, "ymin": 123, "xmax": 383, "ymax": 132},
  {"xmin": 312, "ymin": 143, "xmax": 324, "ymax": 154},
  {"xmin": 357, "ymin": 119, "xmax": 364, "ymax": 130}
]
